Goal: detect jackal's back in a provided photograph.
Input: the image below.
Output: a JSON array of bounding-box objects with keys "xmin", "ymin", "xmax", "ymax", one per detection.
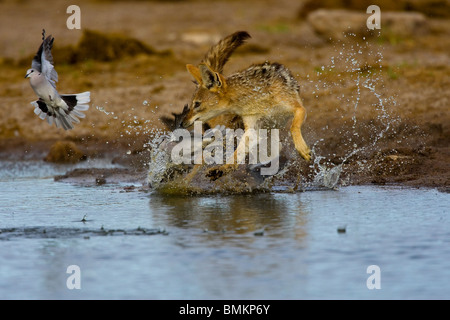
[{"xmin": 229, "ymin": 61, "xmax": 300, "ymax": 94}]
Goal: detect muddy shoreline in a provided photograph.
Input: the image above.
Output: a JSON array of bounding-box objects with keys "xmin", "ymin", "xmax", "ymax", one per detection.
[{"xmin": 0, "ymin": 131, "xmax": 447, "ymax": 193}]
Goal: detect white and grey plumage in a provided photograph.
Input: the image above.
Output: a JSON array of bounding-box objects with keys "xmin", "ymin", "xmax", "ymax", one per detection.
[{"xmin": 25, "ymin": 29, "xmax": 90, "ymax": 130}]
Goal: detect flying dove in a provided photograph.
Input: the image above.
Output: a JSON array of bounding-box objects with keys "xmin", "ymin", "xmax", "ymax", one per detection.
[{"xmin": 25, "ymin": 29, "xmax": 90, "ymax": 130}]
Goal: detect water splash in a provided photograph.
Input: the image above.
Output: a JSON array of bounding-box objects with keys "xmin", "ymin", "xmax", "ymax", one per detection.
[
  {"xmin": 304, "ymin": 34, "xmax": 399, "ymax": 189},
  {"xmin": 310, "ymin": 151, "xmax": 342, "ymax": 189},
  {"xmin": 96, "ymin": 105, "xmax": 111, "ymax": 115}
]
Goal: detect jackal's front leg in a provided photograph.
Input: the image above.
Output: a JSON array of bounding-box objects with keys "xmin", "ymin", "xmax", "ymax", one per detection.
[
  {"xmin": 206, "ymin": 116, "xmax": 258, "ymax": 176},
  {"xmin": 290, "ymin": 106, "xmax": 311, "ymax": 161},
  {"xmin": 224, "ymin": 116, "xmax": 259, "ymax": 167}
]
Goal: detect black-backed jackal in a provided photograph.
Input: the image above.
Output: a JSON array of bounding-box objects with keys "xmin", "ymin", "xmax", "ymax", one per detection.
[{"xmin": 182, "ymin": 31, "xmax": 311, "ymax": 169}]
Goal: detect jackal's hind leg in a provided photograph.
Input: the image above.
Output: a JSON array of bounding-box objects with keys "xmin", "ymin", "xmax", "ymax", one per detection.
[{"xmin": 290, "ymin": 104, "xmax": 311, "ymax": 162}]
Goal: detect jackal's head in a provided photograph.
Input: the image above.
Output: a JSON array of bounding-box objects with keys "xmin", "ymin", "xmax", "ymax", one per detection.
[
  {"xmin": 181, "ymin": 31, "xmax": 251, "ymax": 128},
  {"xmin": 182, "ymin": 63, "xmax": 229, "ymax": 128}
]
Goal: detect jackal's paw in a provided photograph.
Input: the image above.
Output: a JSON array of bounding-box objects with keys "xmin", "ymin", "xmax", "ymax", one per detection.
[
  {"xmin": 300, "ymin": 147, "xmax": 311, "ymax": 162},
  {"xmin": 206, "ymin": 164, "xmax": 236, "ymax": 181}
]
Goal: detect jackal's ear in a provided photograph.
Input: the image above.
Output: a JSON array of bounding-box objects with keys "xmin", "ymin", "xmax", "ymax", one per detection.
[
  {"xmin": 186, "ymin": 64, "xmax": 202, "ymax": 85},
  {"xmin": 199, "ymin": 63, "xmax": 224, "ymax": 91}
]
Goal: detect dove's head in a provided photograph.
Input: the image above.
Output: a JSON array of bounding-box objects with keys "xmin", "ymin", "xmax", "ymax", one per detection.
[{"xmin": 25, "ymin": 68, "xmax": 39, "ymax": 79}]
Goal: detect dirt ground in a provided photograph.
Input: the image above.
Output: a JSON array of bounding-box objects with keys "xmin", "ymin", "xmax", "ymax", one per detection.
[{"xmin": 0, "ymin": 0, "xmax": 448, "ymax": 191}]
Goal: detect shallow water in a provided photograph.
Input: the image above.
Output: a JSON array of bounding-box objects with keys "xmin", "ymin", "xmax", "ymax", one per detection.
[{"xmin": 0, "ymin": 161, "xmax": 449, "ymax": 299}]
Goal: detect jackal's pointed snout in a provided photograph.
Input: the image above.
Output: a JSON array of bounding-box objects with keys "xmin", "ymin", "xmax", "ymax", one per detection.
[{"xmin": 181, "ymin": 117, "xmax": 195, "ymax": 128}]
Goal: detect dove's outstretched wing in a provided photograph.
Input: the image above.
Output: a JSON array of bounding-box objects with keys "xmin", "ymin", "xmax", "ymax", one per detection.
[{"xmin": 31, "ymin": 29, "xmax": 58, "ymax": 88}]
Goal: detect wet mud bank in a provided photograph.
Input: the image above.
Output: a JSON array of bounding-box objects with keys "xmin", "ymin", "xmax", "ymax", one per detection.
[{"xmin": 29, "ymin": 131, "xmax": 448, "ymax": 194}]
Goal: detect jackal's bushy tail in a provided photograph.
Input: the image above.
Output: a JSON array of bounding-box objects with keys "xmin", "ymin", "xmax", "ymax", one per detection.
[{"xmin": 202, "ymin": 31, "xmax": 251, "ymax": 73}]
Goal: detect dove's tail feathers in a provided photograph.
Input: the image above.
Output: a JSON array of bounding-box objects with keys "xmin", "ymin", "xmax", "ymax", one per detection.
[
  {"xmin": 31, "ymin": 92, "xmax": 90, "ymax": 130},
  {"xmin": 62, "ymin": 91, "xmax": 90, "ymax": 105},
  {"xmin": 60, "ymin": 91, "xmax": 91, "ymax": 124},
  {"xmin": 61, "ymin": 92, "xmax": 90, "ymax": 110},
  {"xmin": 32, "ymin": 100, "xmax": 73, "ymax": 130}
]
